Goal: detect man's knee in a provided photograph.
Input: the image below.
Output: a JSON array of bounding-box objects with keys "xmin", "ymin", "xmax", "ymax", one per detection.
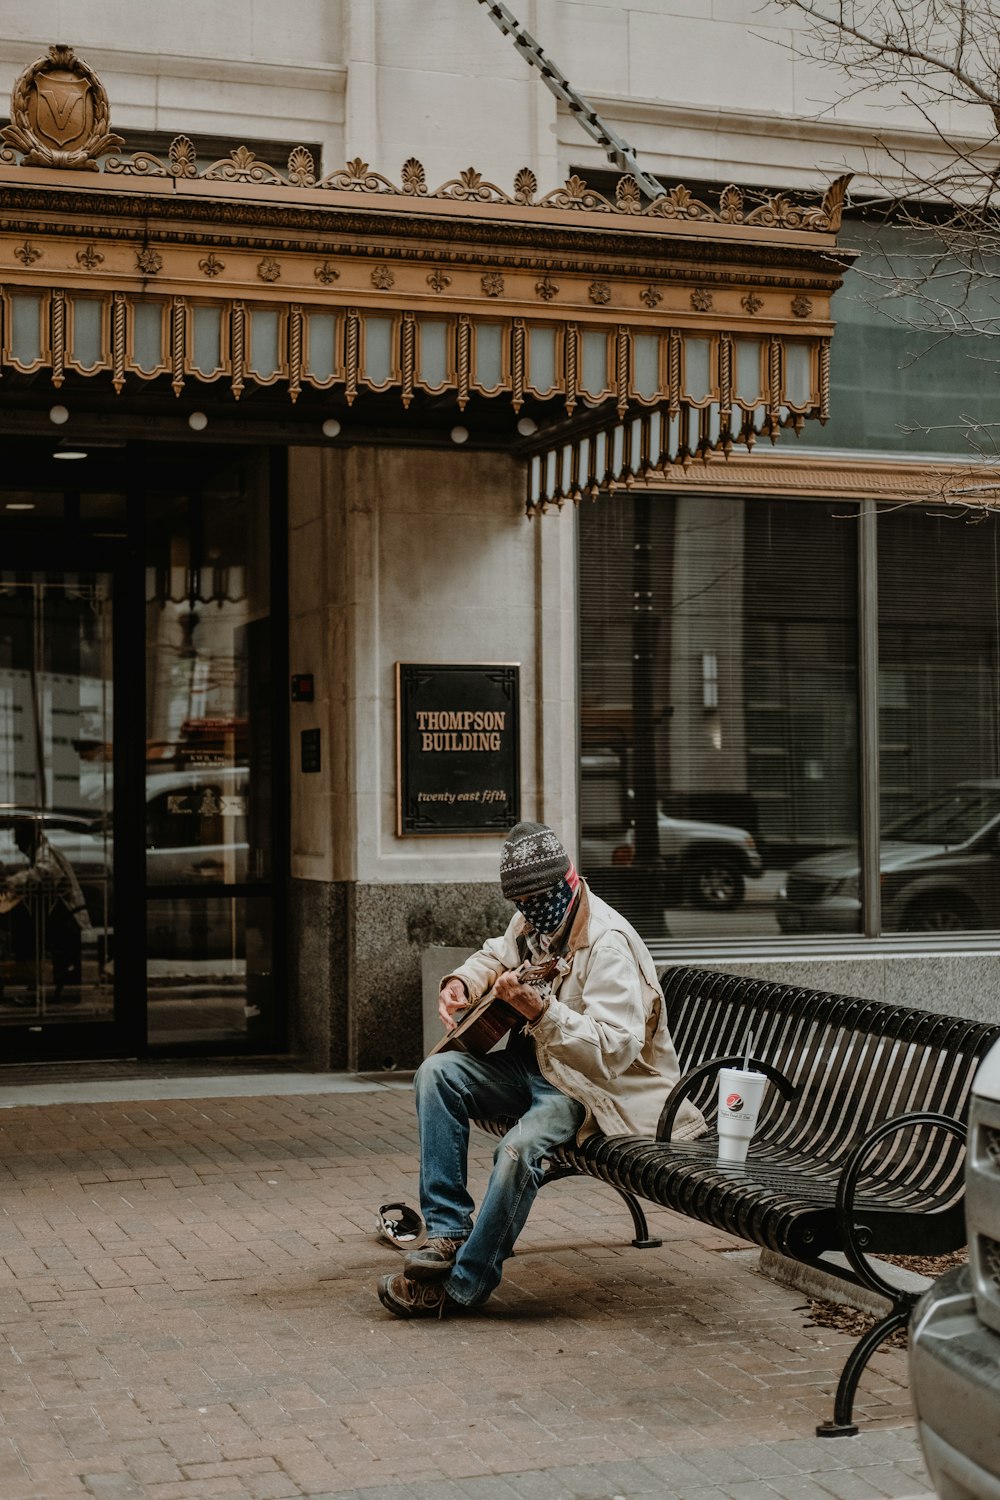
[
  {"xmin": 414, "ymin": 1051, "xmax": 462, "ymax": 1101},
  {"xmin": 494, "ymin": 1121, "xmax": 551, "ymax": 1169}
]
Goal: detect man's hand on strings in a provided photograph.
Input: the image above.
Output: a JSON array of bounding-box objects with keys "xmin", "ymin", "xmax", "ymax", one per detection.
[{"xmin": 493, "ymin": 969, "xmax": 546, "ymax": 1022}]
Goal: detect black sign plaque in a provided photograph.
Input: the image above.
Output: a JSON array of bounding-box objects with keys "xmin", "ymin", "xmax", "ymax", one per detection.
[{"xmin": 396, "ymin": 662, "xmax": 520, "ymax": 836}]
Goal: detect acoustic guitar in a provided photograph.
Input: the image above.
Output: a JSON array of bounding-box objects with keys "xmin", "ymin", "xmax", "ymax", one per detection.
[{"xmin": 428, "ymin": 954, "xmax": 564, "ymax": 1059}]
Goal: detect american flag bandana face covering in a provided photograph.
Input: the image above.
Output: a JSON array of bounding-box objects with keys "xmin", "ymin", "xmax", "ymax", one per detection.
[{"xmin": 515, "ymin": 866, "xmax": 580, "ymax": 935}]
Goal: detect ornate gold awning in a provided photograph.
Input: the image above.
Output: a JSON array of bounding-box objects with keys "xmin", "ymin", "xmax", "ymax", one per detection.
[{"xmin": 0, "ymin": 46, "xmax": 852, "ymax": 514}]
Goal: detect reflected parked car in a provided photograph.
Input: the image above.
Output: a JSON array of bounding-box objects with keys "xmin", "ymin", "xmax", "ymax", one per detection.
[
  {"xmin": 580, "ymin": 753, "xmax": 763, "ymax": 912},
  {"xmin": 145, "ymin": 766, "xmax": 252, "ymax": 959},
  {"xmin": 144, "ymin": 766, "xmax": 249, "ymax": 886},
  {"xmin": 586, "ymin": 809, "xmax": 764, "ymax": 912},
  {"xmin": 776, "ymin": 780, "xmax": 1000, "ymax": 933}
]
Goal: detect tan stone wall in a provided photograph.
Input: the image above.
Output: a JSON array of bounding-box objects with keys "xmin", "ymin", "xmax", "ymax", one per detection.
[{"xmin": 287, "ymin": 443, "xmax": 579, "ymax": 892}]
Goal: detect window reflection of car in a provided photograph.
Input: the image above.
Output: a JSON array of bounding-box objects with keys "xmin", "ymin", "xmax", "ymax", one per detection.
[
  {"xmin": 776, "ymin": 780, "xmax": 1000, "ymax": 933},
  {"xmin": 145, "ymin": 767, "xmax": 249, "ymax": 886},
  {"xmin": 144, "ymin": 767, "xmax": 252, "ymax": 961},
  {"xmin": 581, "ymin": 807, "xmax": 764, "ymax": 912}
]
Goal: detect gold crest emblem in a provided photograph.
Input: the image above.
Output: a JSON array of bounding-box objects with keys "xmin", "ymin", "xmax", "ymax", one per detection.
[{"xmin": 2, "ymin": 44, "xmax": 123, "ymax": 170}]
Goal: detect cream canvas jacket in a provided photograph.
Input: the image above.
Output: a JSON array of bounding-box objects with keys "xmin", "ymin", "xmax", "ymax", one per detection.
[{"xmin": 445, "ymin": 882, "xmax": 706, "ymax": 1145}]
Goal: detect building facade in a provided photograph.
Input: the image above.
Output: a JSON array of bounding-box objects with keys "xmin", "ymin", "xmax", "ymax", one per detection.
[{"xmin": 0, "ymin": 1, "xmax": 997, "ymax": 1070}]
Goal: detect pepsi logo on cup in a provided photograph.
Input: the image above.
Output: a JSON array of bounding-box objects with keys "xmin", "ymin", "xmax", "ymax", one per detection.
[{"xmin": 726, "ymin": 1092, "xmax": 744, "ymax": 1111}]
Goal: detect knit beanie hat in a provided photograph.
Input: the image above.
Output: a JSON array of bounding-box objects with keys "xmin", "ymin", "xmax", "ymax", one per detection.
[{"xmin": 499, "ymin": 821, "xmax": 572, "ymax": 899}]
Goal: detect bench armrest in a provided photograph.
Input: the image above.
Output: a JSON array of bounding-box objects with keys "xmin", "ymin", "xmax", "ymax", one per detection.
[
  {"xmin": 656, "ymin": 1054, "xmax": 800, "ymax": 1141},
  {"xmin": 835, "ymin": 1110, "xmax": 967, "ymax": 1299}
]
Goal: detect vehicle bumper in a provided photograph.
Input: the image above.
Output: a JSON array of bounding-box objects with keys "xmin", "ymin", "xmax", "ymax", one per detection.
[{"xmin": 909, "ymin": 1265, "xmax": 1000, "ymax": 1500}]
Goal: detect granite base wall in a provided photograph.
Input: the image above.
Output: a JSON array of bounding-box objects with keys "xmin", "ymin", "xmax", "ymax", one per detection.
[
  {"xmin": 287, "ymin": 878, "xmax": 350, "ymax": 1070},
  {"xmin": 288, "ymin": 879, "xmax": 510, "ymax": 1071}
]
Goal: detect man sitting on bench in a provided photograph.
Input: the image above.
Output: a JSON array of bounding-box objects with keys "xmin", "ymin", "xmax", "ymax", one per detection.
[{"xmin": 377, "ymin": 820, "xmax": 706, "ymax": 1319}]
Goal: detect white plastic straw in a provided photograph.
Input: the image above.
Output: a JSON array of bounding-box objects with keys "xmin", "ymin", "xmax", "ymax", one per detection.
[{"xmin": 744, "ymin": 1030, "xmax": 754, "ymax": 1071}]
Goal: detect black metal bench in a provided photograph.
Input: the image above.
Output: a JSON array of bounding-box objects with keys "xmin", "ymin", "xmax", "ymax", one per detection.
[{"xmin": 477, "ymin": 966, "xmax": 1000, "ymax": 1437}]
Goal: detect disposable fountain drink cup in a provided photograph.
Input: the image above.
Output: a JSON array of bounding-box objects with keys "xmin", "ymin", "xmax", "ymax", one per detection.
[{"xmin": 717, "ymin": 1067, "xmax": 768, "ymax": 1164}]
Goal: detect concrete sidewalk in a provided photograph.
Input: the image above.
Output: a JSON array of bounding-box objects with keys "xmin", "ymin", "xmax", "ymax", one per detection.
[{"xmin": 0, "ymin": 1074, "xmax": 935, "ymax": 1500}]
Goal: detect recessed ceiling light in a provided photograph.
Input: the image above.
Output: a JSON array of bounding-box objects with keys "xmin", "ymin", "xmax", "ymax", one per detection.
[
  {"xmin": 53, "ymin": 449, "xmax": 87, "ymax": 460},
  {"xmin": 5, "ymin": 502, "xmax": 34, "ymax": 511}
]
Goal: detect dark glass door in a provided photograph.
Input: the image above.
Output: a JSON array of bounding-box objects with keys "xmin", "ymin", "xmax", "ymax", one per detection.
[
  {"xmin": 143, "ymin": 458, "xmax": 278, "ymax": 1050},
  {"xmin": 1, "ymin": 441, "xmax": 285, "ymax": 1062}
]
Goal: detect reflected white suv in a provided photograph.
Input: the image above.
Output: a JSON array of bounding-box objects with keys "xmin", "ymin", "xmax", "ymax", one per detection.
[{"xmin": 580, "ymin": 753, "xmax": 763, "ymax": 912}]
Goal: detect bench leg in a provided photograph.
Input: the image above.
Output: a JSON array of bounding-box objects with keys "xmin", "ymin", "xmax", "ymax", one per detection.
[
  {"xmin": 815, "ymin": 1304, "xmax": 912, "ymax": 1438},
  {"xmin": 539, "ymin": 1165, "xmax": 662, "ymax": 1248},
  {"xmin": 611, "ymin": 1186, "xmax": 663, "ymax": 1248}
]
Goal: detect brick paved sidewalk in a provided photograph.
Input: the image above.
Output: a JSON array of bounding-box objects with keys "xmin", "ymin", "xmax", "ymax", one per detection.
[{"xmin": 0, "ymin": 1081, "xmax": 935, "ymax": 1500}]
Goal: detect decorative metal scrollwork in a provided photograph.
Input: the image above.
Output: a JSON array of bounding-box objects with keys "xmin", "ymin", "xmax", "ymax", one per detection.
[
  {"xmin": 170, "ymin": 135, "xmax": 197, "ymax": 178},
  {"xmin": 319, "ymin": 157, "xmax": 397, "ymax": 193},
  {"xmin": 204, "ymin": 147, "xmax": 284, "ymax": 185},
  {"xmin": 437, "ymin": 167, "xmax": 511, "ymax": 203},
  {"xmin": 400, "ymin": 157, "xmax": 428, "ymax": 196},
  {"xmin": 287, "ymin": 146, "xmax": 315, "ymax": 187},
  {"xmin": 513, "ymin": 168, "xmax": 537, "ymax": 204}
]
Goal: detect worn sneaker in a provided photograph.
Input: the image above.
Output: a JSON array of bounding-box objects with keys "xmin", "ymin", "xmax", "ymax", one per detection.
[
  {"xmin": 402, "ymin": 1235, "xmax": 465, "ymax": 1282},
  {"xmin": 377, "ymin": 1271, "xmax": 463, "ymax": 1319}
]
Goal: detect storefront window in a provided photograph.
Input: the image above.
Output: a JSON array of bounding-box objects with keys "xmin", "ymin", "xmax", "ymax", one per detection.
[
  {"xmin": 878, "ymin": 507, "xmax": 1000, "ymax": 934},
  {"xmin": 811, "ymin": 222, "xmax": 998, "ymax": 457},
  {"xmin": 579, "ymin": 494, "xmax": 859, "ymax": 939}
]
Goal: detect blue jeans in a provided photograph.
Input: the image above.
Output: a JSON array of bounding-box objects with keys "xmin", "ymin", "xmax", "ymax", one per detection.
[{"xmin": 413, "ymin": 1046, "xmax": 585, "ymax": 1307}]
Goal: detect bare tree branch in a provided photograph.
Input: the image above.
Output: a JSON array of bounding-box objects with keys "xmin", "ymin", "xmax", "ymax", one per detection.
[
  {"xmin": 774, "ymin": 0, "xmax": 1000, "ymax": 128},
  {"xmin": 769, "ymin": 0, "xmax": 1000, "ymax": 510}
]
